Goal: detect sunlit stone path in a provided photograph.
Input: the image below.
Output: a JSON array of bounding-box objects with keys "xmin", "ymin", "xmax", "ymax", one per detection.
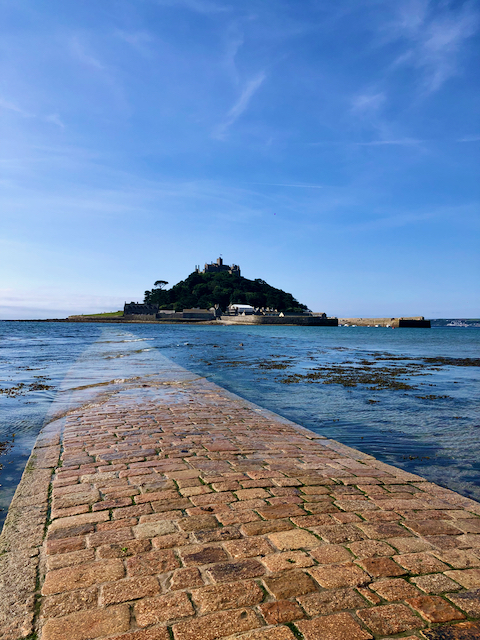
[{"xmin": 1, "ymin": 368, "xmax": 480, "ymax": 640}]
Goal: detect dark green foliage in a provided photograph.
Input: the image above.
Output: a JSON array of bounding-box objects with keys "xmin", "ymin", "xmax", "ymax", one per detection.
[{"xmin": 144, "ymin": 271, "xmax": 308, "ymax": 312}]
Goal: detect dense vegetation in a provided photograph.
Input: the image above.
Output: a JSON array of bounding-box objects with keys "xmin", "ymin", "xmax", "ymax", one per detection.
[{"xmin": 144, "ymin": 271, "xmax": 308, "ymax": 312}]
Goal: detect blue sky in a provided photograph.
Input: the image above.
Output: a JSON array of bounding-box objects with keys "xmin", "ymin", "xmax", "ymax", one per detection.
[{"xmin": 1, "ymin": 0, "xmax": 479, "ymax": 319}]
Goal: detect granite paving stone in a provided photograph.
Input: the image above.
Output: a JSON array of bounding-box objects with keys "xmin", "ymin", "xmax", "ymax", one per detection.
[
  {"xmin": 358, "ymin": 556, "xmax": 407, "ymax": 577},
  {"xmin": 296, "ymin": 587, "xmax": 367, "ymax": 615},
  {"xmin": 223, "ymin": 536, "xmax": 274, "ymax": 558},
  {"xmin": 261, "ymin": 550, "xmax": 315, "ymax": 571},
  {"xmin": 308, "ymin": 562, "xmax": 371, "ymax": 588},
  {"xmin": 205, "ymin": 558, "xmax": 265, "ymax": 582},
  {"xmin": 356, "ymin": 603, "xmax": 423, "ymax": 635},
  {"xmin": 412, "ymin": 572, "xmax": 462, "ymax": 594},
  {"xmin": 4, "ymin": 371, "xmax": 479, "ymax": 640},
  {"xmin": 445, "ymin": 568, "xmax": 480, "ymax": 588},
  {"xmin": 134, "ymin": 592, "xmax": 194, "ymax": 626},
  {"xmin": 258, "ymin": 600, "xmax": 305, "ymax": 624},
  {"xmin": 110, "ymin": 628, "xmax": 170, "ymax": 640},
  {"xmin": 420, "ymin": 621, "xmax": 480, "ymax": 639},
  {"xmin": 369, "ymin": 577, "xmax": 421, "ymax": 601},
  {"xmin": 171, "ymin": 608, "xmax": 261, "ymax": 640},
  {"xmin": 40, "ymin": 587, "xmax": 99, "ymax": 619},
  {"xmin": 190, "ymin": 580, "xmax": 264, "ymax": 613},
  {"xmin": 266, "ymin": 529, "xmax": 319, "ymax": 550},
  {"xmin": 294, "ymin": 612, "xmax": 373, "ymax": 640},
  {"xmin": 431, "ymin": 548, "xmax": 480, "ymax": 568},
  {"xmin": 406, "ymin": 595, "xmax": 465, "ymax": 623},
  {"xmin": 223, "ymin": 627, "xmax": 296, "ymax": 640},
  {"xmin": 348, "ymin": 540, "xmax": 395, "ymax": 558},
  {"xmin": 99, "ymin": 576, "xmax": 161, "ymax": 605},
  {"xmin": 447, "ymin": 588, "xmax": 480, "ymax": 617},
  {"xmin": 263, "ymin": 570, "xmax": 317, "ymax": 598},
  {"xmin": 41, "ymin": 605, "xmax": 131, "ymax": 640},
  {"xmin": 393, "ymin": 552, "xmax": 451, "ymax": 574}
]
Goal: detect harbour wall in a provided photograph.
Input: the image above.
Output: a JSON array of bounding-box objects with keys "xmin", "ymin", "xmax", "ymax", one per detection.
[
  {"xmin": 339, "ymin": 317, "xmax": 431, "ymax": 328},
  {"xmin": 220, "ymin": 315, "xmax": 338, "ymax": 326},
  {"xmin": 66, "ymin": 316, "xmax": 215, "ymax": 324}
]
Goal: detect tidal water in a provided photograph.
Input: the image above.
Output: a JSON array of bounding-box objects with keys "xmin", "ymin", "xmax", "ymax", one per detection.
[{"xmin": 1, "ymin": 321, "xmax": 479, "ymax": 527}]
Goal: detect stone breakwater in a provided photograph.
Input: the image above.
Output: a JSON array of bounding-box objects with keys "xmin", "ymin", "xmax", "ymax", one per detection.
[
  {"xmin": 1, "ymin": 369, "xmax": 480, "ymax": 640},
  {"xmin": 338, "ymin": 318, "xmax": 431, "ymax": 328}
]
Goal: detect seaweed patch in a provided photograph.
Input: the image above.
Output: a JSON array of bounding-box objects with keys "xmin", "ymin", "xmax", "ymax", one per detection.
[{"xmin": 0, "ymin": 380, "xmax": 54, "ymax": 398}]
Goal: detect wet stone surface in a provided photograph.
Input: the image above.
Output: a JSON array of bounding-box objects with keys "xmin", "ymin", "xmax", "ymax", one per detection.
[{"xmin": 3, "ymin": 374, "xmax": 480, "ymax": 639}]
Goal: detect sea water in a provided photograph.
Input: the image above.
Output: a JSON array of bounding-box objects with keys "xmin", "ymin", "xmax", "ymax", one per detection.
[{"xmin": 1, "ymin": 321, "xmax": 479, "ymax": 527}]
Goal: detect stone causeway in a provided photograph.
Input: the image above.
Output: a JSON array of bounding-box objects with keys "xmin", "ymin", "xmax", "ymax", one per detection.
[{"xmin": 1, "ymin": 366, "xmax": 480, "ymax": 640}]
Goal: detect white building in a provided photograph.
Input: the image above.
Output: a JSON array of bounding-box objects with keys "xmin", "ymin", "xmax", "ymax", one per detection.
[{"xmin": 228, "ymin": 304, "xmax": 255, "ymax": 315}]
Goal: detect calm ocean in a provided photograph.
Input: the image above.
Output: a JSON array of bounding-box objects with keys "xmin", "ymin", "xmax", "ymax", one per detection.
[{"xmin": 1, "ymin": 321, "xmax": 479, "ymax": 527}]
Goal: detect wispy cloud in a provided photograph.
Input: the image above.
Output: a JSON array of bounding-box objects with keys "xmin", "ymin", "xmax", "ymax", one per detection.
[
  {"xmin": 351, "ymin": 92, "xmax": 386, "ymax": 114},
  {"xmin": 214, "ymin": 72, "xmax": 266, "ymax": 139},
  {"xmin": 0, "ymin": 98, "xmax": 65, "ymax": 128},
  {"xmin": 0, "ymin": 97, "xmax": 33, "ymax": 118},
  {"xmin": 249, "ymin": 182, "xmax": 323, "ymax": 189},
  {"xmin": 388, "ymin": 1, "xmax": 479, "ymax": 93},
  {"xmin": 458, "ymin": 135, "xmax": 480, "ymax": 142},
  {"xmin": 355, "ymin": 138, "xmax": 422, "ymax": 146},
  {"xmin": 70, "ymin": 36, "xmax": 106, "ymax": 70},
  {"xmin": 155, "ymin": 0, "xmax": 230, "ymax": 15},
  {"xmin": 45, "ymin": 113, "xmax": 65, "ymax": 129},
  {"xmin": 115, "ymin": 30, "xmax": 154, "ymax": 56},
  {"xmin": 350, "ymin": 91, "xmax": 388, "ymax": 134},
  {"xmin": 394, "ymin": 0, "xmax": 429, "ymax": 35},
  {"xmin": 342, "ymin": 202, "xmax": 479, "ymax": 233},
  {"xmin": 222, "ymin": 27, "xmax": 244, "ymax": 86}
]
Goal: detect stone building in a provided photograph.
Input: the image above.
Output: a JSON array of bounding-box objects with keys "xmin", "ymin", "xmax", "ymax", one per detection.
[
  {"xmin": 123, "ymin": 302, "xmax": 160, "ymax": 320},
  {"xmin": 195, "ymin": 257, "xmax": 240, "ymax": 277},
  {"xmin": 183, "ymin": 308, "xmax": 215, "ymax": 320},
  {"xmin": 124, "ymin": 302, "xmax": 159, "ymax": 316}
]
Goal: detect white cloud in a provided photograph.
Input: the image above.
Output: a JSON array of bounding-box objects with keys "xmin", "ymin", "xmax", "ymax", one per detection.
[
  {"xmin": 0, "ymin": 99, "xmax": 65, "ymax": 129},
  {"xmin": 355, "ymin": 138, "xmax": 422, "ymax": 146},
  {"xmin": 457, "ymin": 135, "xmax": 480, "ymax": 142},
  {"xmin": 222, "ymin": 28, "xmax": 244, "ymax": 86},
  {"xmin": 45, "ymin": 113, "xmax": 65, "ymax": 129},
  {"xmin": 389, "ymin": 1, "xmax": 479, "ymax": 92},
  {"xmin": 249, "ymin": 183, "xmax": 323, "ymax": 189},
  {"xmin": 351, "ymin": 92, "xmax": 386, "ymax": 114},
  {"xmin": 0, "ymin": 97, "xmax": 33, "ymax": 118},
  {"xmin": 155, "ymin": 0, "xmax": 229, "ymax": 14},
  {"xmin": 396, "ymin": 0, "xmax": 429, "ymax": 34},
  {"xmin": 116, "ymin": 30, "xmax": 152, "ymax": 47},
  {"xmin": 115, "ymin": 30, "xmax": 154, "ymax": 56},
  {"xmin": 70, "ymin": 36, "xmax": 106, "ymax": 70},
  {"xmin": 214, "ymin": 72, "xmax": 266, "ymax": 139}
]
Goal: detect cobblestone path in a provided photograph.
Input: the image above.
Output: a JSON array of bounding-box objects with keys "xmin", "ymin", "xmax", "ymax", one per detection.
[{"xmin": 2, "ymin": 375, "xmax": 480, "ymax": 640}]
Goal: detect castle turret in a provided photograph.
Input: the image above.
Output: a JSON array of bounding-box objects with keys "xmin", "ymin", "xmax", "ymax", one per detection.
[{"xmin": 199, "ymin": 257, "xmax": 240, "ymax": 277}]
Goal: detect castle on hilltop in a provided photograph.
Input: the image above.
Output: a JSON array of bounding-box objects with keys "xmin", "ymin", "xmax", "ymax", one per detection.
[{"xmin": 195, "ymin": 257, "xmax": 240, "ymax": 277}]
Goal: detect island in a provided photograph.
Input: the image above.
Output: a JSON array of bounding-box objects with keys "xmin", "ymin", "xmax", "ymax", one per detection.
[{"xmin": 66, "ymin": 257, "xmax": 429, "ymax": 327}]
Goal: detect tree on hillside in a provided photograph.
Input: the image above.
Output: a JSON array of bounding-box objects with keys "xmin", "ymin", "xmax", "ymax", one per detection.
[
  {"xmin": 144, "ymin": 280, "xmax": 169, "ymax": 306},
  {"xmin": 143, "ymin": 271, "xmax": 308, "ymax": 312}
]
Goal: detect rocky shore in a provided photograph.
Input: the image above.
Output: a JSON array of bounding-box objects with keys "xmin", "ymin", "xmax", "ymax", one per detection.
[{"xmin": 1, "ymin": 361, "xmax": 479, "ymax": 640}]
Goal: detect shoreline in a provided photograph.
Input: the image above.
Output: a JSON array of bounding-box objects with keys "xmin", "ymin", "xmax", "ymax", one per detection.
[
  {"xmin": 1, "ymin": 318, "xmax": 220, "ymax": 324},
  {"xmin": 3, "ymin": 315, "xmax": 431, "ymax": 328},
  {"xmin": 2, "ymin": 356, "xmax": 480, "ymax": 639}
]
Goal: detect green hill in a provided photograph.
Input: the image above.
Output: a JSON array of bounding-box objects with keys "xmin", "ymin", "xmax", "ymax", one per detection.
[{"xmin": 144, "ymin": 271, "xmax": 308, "ymax": 312}]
